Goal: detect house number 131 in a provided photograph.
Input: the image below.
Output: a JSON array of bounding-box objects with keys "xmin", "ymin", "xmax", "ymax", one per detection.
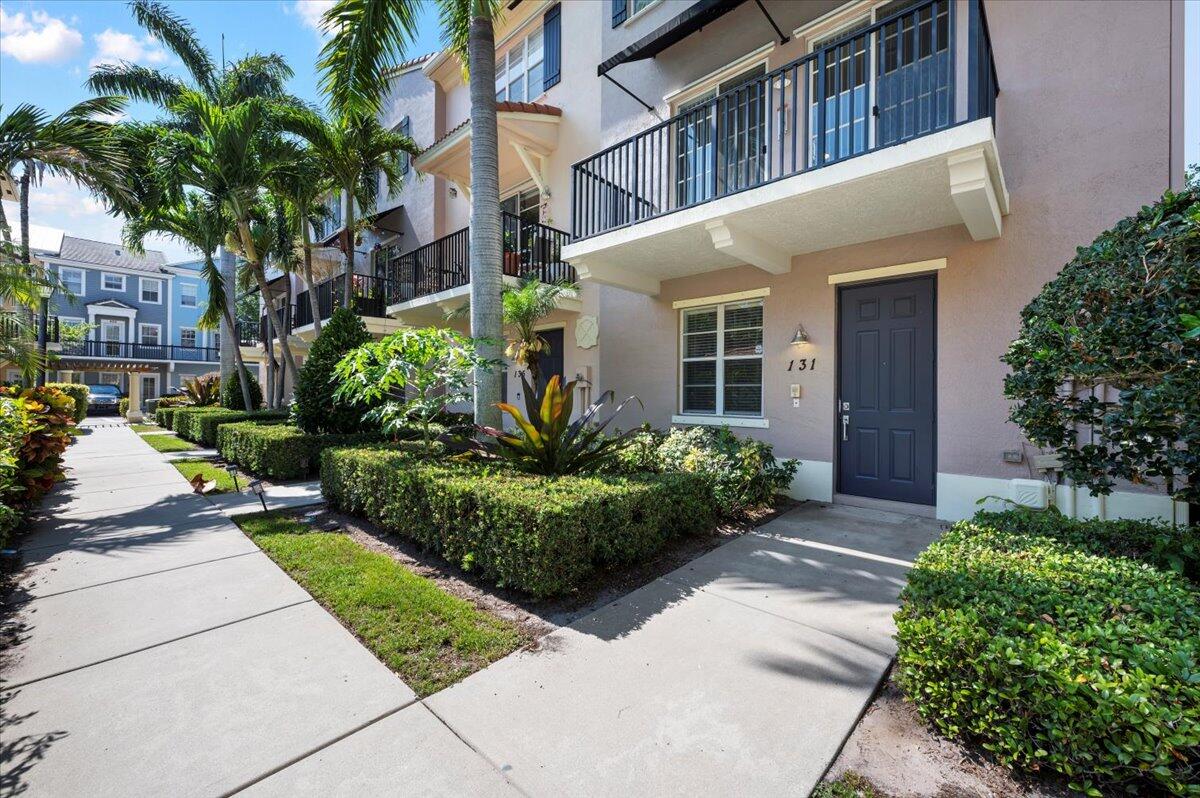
[{"xmin": 788, "ymin": 358, "xmax": 816, "ymax": 371}]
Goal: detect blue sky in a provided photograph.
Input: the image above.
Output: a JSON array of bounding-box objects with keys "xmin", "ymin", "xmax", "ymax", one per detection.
[
  {"xmin": 1, "ymin": 0, "xmax": 1198, "ymax": 262},
  {"xmin": 0, "ymin": 0, "xmax": 444, "ymax": 260}
]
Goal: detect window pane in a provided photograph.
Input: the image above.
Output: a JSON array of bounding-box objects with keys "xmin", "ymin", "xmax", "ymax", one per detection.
[
  {"xmin": 527, "ymin": 61, "xmax": 543, "ymax": 96},
  {"xmin": 527, "ymin": 29, "xmax": 543, "ymax": 65},
  {"xmin": 508, "ymin": 77, "xmax": 525, "ymax": 102},
  {"xmin": 685, "ymin": 332, "xmax": 717, "ymax": 358},
  {"xmin": 724, "ymin": 301, "xmax": 762, "ymax": 329},
  {"xmin": 683, "ymin": 308, "xmax": 716, "ymax": 333},
  {"xmin": 683, "ymin": 361, "xmax": 716, "ymax": 414},
  {"xmin": 724, "ymin": 359, "xmax": 762, "ymax": 415}
]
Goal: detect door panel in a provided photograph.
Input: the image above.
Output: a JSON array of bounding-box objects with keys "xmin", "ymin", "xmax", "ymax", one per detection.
[
  {"xmin": 838, "ymin": 276, "xmax": 935, "ymax": 504},
  {"xmin": 536, "ymin": 328, "xmax": 565, "ymax": 395}
]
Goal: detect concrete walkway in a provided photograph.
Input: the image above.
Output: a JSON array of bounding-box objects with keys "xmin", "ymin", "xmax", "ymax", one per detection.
[{"xmin": 3, "ymin": 420, "xmax": 941, "ymax": 797}]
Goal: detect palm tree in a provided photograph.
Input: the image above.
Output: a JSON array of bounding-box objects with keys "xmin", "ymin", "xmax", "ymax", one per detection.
[
  {"xmin": 0, "ymin": 98, "xmax": 130, "ymax": 255},
  {"xmin": 264, "ymin": 142, "xmax": 336, "ymax": 335},
  {"xmin": 123, "ymin": 193, "xmax": 255, "ymax": 410},
  {"xmin": 276, "ymin": 108, "xmax": 417, "ymax": 307},
  {"xmin": 318, "ymin": 0, "xmax": 505, "ymax": 427}
]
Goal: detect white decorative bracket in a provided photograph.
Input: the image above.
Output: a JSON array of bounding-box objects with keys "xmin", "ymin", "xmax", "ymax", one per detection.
[
  {"xmin": 704, "ymin": 219, "xmax": 791, "ymax": 274},
  {"xmin": 948, "ymin": 147, "xmax": 1002, "ymax": 240},
  {"xmin": 571, "ymin": 258, "xmax": 660, "ymax": 296},
  {"xmin": 511, "ymin": 142, "xmax": 551, "ymax": 198}
]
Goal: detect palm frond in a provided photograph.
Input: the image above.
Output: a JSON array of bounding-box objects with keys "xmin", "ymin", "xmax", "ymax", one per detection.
[
  {"xmin": 129, "ymin": 0, "xmax": 217, "ymax": 96},
  {"xmin": 86, "ymin": 62, "xmax": 185, "ymax": 106},
  {"xmin": 318, "ymin": 0, "xmax": 421, "ymax": 118}
]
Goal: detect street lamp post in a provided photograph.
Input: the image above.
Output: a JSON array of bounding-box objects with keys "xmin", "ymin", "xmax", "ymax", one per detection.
[{"xmin": 36, "ymin": 284, "xmax": 52, "ymax": 388}]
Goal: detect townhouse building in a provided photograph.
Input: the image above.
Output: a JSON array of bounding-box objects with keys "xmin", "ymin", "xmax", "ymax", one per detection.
[
  {"xmin": 260, "ymin": 0, "xmax": 1189, "ymax": 524},
  {"xmin": 27, "ymin": 235, "xmax": 219, "ymax": 402}
]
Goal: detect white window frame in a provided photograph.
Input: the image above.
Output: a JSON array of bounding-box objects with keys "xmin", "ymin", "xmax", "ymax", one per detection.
[
  {"xmin": 179, "ymin": 327, "xmax": 197, "ymax": 348},
  {"xmin": 59, "ymin": 266, "xmax": 85, "ymax": 297},
  {"xmin": 101, "ymin": 272, "xmax": 126, "ymax": 292},
  {"xmin": 178, "ymin": 281, "xmax": 199, "ymax": 308},
  {"xmin": 140, "ymin": 373, "xmax": 160, "ymax": 401},
  {"xmin": 624, "ymin": 0, "xmax": 662, "ymax": 26},
  {"xmin": 139, "ymin": 277, "xmax": 162, "ymax": 304},
  {"xmin": 676, "ymin": 298, "xmax": 765, "ymax": 422},
  {"xmin": 138, "ymin": 323, "xmax": 161, "ymax": 346},
  {"xmin": 495, "ymin": 26, "xmax": 545, "ymax": 103}
]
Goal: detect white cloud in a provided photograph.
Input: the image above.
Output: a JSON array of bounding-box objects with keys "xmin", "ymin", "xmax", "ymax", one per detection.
[
  {"xmin": 289, "ymin": 0, "xmax": 335, "ymax": 37},
  {"xmin": 0, "ymin": 8, "xmax": 84, "ymax": 64},
  {"xmin": 1, "ymin": 176, "xmax": 197, "ymax": 263},
  {"xmin": 90, "ymin": 28, "xmax": 169, "ymax": 69}
]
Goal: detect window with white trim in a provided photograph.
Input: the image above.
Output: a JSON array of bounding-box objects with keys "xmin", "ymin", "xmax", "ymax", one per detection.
[
  {"xmin": 59, "ymin": 267, "xmax": 84, "ymax": 295},
  {"xmin": 101, "ymin": 273, "xmax": 125, "ymax": 291},
  {"xmin": 680, "ymin": 299, "xmax": 764, "ymax": 416},
  {"xmin": 179, "ymin": 282, "xmax": 198, "ymax": 308},
  {"xmin": 140, "ymin": 278, "xmax": 162, "ymax": 303},
  {"xmin": 495, "ymin": 27, "xmax": 543, "ymax": 103},
  {"xmin": 138, "ymin": 323, "xmax": 160, "ymax": 346},
  {"xmin": 180, "ymin": 327, "xmax": 197, "ymax": 348}
]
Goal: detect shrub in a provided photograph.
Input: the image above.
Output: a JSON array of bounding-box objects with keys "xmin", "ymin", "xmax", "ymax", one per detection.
[
  {"xmin": 216, "ymin": 422, "xmax": 382, "ymax": 481},
  {"xmin": 1002, "ymin": 184, "xmax": 1200, "ymax": 504},
  {"xmin": 221, "ymin": 365, "xmax": 262, "ymax": 410},
  {"xmin": 118, "ymin": 397, "xmax": 129, "ymax": 417},
  {"xmin": 47, "ymin": 383, "xmax": 88, "ymax": 423},
  {"xmin": 648, "ymin": 426, "xmax": 798, "ymax": 517},
  {"xmin": 321, "ymin": 446, "xmax": 715, "ymax": 597},
  {"xmin": 973, "ymin": 507, "xmax": 1199, "ymax": 582},
  {"xmin": 293, "ymin": 308, "xmax": 372, "ymax": 434},
  {"xmin": 172, "ymin": 406, "xmax": 287, "ymax": 446},
  {"xmin": 894, "ymin": 515, "xmax": 1200, "ymax": 796},
  {"xmin": 183, "ymin": 373, "xmax": 220, "ymax": 406},
  {"xmin": 0, "ymin": 386, "xmax": 75, "ymax": 505}
]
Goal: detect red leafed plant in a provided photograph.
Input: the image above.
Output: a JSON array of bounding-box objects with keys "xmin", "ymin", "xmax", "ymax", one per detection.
[{"xmin": 0, "ymin": 385, "xmax": 76, "ymax": 503}]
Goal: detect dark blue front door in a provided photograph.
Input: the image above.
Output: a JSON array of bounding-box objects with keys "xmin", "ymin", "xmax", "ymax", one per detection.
[
  {"xmin": 537, "ymin": 328, "xmax": 565, "ymax": 394},
  {"xmin": 837, "ymin": 276, "xmax": 936, "ymax": 505}
]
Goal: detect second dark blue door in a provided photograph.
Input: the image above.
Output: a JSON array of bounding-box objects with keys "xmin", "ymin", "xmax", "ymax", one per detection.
[{"xmin": 837, "ymin": 276, "xmax": 936, "ymax": 505}]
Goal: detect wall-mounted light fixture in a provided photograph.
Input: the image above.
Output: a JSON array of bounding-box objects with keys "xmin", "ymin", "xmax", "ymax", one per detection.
[{"xmin": 790, "ymin": 324, "xmax": 810, "ymax": 346}]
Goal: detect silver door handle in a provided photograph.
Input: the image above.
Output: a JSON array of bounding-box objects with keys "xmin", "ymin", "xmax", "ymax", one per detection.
[{"xmin": 841, "ymin": 414, "xmax": 849, "ymax": 441}]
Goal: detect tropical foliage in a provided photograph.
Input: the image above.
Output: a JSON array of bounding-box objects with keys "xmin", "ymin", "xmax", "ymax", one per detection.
[
  {"xmin": 293, "ymin": 307, "xmax": 373, "ymax": 435},
  {"xmin": 1003, "ymin": 183, "xmax": 1200, "ymax": 503},
  {"xmin": 0, "ymin": 385, "xmax": 77, "ymax": 545},
  {"xmin": 182, "ymin": 373, "xmax": 220, "ymax": 406}
]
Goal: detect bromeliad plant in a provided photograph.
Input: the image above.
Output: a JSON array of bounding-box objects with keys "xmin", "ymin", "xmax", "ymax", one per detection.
[
  {"xmin": 478, "ymin": 374, "xmax": 642, "ymax": 476},
  {"xmin": 182, "ymin": 373, "xmax": 220, "ymax": 406},
  {"xmin": 334, "ymin": 327, "xmax": 495, "ymax": 455}
]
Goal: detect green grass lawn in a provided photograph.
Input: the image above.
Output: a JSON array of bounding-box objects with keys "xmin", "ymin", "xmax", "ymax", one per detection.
[
  {"xmin": 172, "ymin": 459, "xmax": 238, "ymax": 493},
  {"xmin": 141, "ymin": 433, "xmax": 200, "ymax": 453},
  {"xmin": 238, "ymin": 513, "xmax": 524, "ymax": 696},
  {"xmin": 130, "ymin": 423, "xmax": 161, "ymax": 433}
]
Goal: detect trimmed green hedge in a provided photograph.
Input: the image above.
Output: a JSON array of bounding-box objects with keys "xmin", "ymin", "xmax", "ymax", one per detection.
[
  {"xmin": 47, "ymin": 383, "xmax": 88, "ymax": 423},
  {"xmin": 172, "ymin": 406, "xmax": 287, "ymax": 446},
  {"xmin": 321, "ymin": 446, "xmax": 715, "ymax": 597},
  {"xmin": 216, "ymin": 422, "xmax": 382, "ymax": 481},
  {"xmin": 895, "ymin": 513, "xmax": 1200, "ymax": 796}
]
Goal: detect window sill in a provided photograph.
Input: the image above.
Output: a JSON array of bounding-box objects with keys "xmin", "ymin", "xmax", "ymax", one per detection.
[
  {"xmin": 623, "ymin": 0, "xmax": 663, "ymax": 28},
  {"xmin": 671, "ymin": 414, "xmax": 768, "ymax": 429}
]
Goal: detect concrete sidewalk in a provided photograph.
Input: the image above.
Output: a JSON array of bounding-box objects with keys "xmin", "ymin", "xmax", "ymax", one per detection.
[{"xmin": 3, "ymin": 419, "xmax": 940, "ymax": 797}]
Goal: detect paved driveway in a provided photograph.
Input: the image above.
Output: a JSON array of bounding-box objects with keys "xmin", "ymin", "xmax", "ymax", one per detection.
[{"xmin": 2, "ymin": 420, "xmax": 940, "ymax": 797}]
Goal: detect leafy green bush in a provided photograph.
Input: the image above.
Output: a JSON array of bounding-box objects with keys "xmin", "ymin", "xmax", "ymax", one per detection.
[
  {"xmin": 974, "ymin": 507, "xmax": 1199, "ymax": 582},
  {"xmin": 172, "ymin": 406, "xmax": 287, "ymax": 446},
  {"xmin": 47, "ymin": 383, "xmax": 88, "ymax": 423},
  {"xmin": 221, "ymin": 365, "xmax": 262, "ymax": 410},
  {"xmin": 183, "ymin": 373, "xmax": 220, "ymax": 406},
  {"xmin": 0, "ymin": 386, "xmax": 75, "ymax": 505},
  {"xmin": 621, "ymin": 426, "xmax": 797, "ymax": 517},
  {"xmin": 293, "ymin": 307, "xmax": 372, "ymax": 434},
  {"xmin": 321, "ymin": 446, "xmax": 715, "ymax": 597},
  {"xmin": 216, "ymin": 422, "xmax": 382, "ymax": 480},
  {"xmin": 1003, "ymin": 184, "xmax": 1200, "ymax": 504},
  {"xmin": 118, "ymin": 397, "xmax": 129, "ymax": 417},
  {"xmin": 895, "ymin": 515, "xmax": 1200, "ymax": 796}
]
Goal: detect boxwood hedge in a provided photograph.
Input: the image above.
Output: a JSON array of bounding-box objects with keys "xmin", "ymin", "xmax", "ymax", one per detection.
[
  {"xmin": 894, "ymin": 514, "xmax": 1200, "ymax": 795},
  {"xmin": 321, "ymin": 446, "xmax": 715, "ymax": 597},
  {"xmin": 216, "ymin": 422, "xmax": 383, "ymax": 481},
  {"xmin": 172, "ymin": 406, "xmax": 287, "ymax": 446}
]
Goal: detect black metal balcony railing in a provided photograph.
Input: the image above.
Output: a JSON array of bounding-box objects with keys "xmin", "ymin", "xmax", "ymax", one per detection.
[
  {"xmin": 293, "ymin": 272, "xmax": 393, "ymax": 329},
  {"xmin": 236, "ymin": 318, "xmax": 265, "ymax": 347},
  {"xmin": 0, "ymin": 312, "xmax": 60, "ymax": 343},
  {"xmin": 59, "ymin": 340, "xmax": 219, "ymax": 362},
  {"xmin": 571, "ymin": 0, "xmax": 998, "ymax": 240},
  {"xmin": 377, "ymin": 212, "xmax": 576, "ymax": 306}
]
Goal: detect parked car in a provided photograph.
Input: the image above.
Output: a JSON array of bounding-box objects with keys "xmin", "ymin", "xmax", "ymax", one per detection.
[{"xmin": 86, "ymin": 384, "xmax": 124, "ymax": 415}]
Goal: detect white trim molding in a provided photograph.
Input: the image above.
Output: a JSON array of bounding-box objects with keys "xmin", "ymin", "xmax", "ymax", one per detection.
[
  {"xmin": 58, "ymin": 266, "xmax": 85, "ymax": 297},
  {"xmin": 828, "ymin": 258, "xmax": 947, "ymax": 285},
  {"xmin": 139, "ymin": 277, "xmax": 163, "ymax": 304},
  {"xmin": 671, "ymin": 414, "xmax": 769, "ymax": 429},
  {"xmin": 137, "ymin": 322, "xmax": 162, "ymax": 346},
  {"xmin": 935, "ymin": 472, "xmax": 1189, "ymax": 524},
  {"xmin": 100, "ymin": 272, "xmax": 126, "ymax": 292},
  {"xmin": 672, "ymin": 287, "xmax": 770, "ymax": 310}
]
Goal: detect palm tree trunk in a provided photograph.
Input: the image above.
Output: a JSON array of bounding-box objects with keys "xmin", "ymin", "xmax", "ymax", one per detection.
[
  {"xmin": 209, "ymin": 251, "xmax": 254, "ymax": 411},
  {"xmin": 302, "ymin": 221, "xmax": 322, "ymax": 336},
  {"xmin": 238, "ymin": 219, "xmax": 300, "ymax": 379},
  {"xmin": 0, "ymin": 194, "xmax": 12, "ymax": 244},
  {"xmin": 468, "ymin": 5, "xmax": 503, "ymax": 429},
  {"xmin": 278, "ymin": 275, "xmax": 294, "ymax": 404},
  {"xmin": 341, "ymin": 186, "xmax": 355, "ymax": 308},
  {"xmin": 221, "ymin": 306, "xmax": 255, "ymax": 410},
  {"xmin": 19, "ymin": 162, "xmax": 31, "ymax": 268}
]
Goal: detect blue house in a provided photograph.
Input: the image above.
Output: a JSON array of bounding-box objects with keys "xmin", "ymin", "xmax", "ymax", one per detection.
[{"xmin": 34, "ymin": 236, "xmax": 219, "ymax": 403}]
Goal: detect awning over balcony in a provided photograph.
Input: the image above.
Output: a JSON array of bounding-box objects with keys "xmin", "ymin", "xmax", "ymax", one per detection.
[
  {"xmin": 598, "ymin": 0, "xmax": 747, "ymax": 76},
  {"xmin": 413, "ymin": 102, "xmax": 562, "ymax": 197}
]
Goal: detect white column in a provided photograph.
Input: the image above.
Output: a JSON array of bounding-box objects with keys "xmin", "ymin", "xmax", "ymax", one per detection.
[{"xmin": 125, "ymin": 373, "xmax": 143, "ymax": 422}]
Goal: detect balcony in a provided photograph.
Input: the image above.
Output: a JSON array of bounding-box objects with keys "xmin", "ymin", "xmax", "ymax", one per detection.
[
  {"xmin": 58, "ymin": 340, "xmax": 219, "ymax": 365},
  {"xmin": 0, "ymin": 312, "xmax": 60, "ymax": 344},
  {"xmin": 377, "ymin": 212, "xmax": 579, "ymax": 323},
  {"xmin": 564, "ymin": 0, "xmax": 1006, "ymax": 295},
  {"xmin": 291, "ymin": 272, "xmax": 404, "ymax": 342}
]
